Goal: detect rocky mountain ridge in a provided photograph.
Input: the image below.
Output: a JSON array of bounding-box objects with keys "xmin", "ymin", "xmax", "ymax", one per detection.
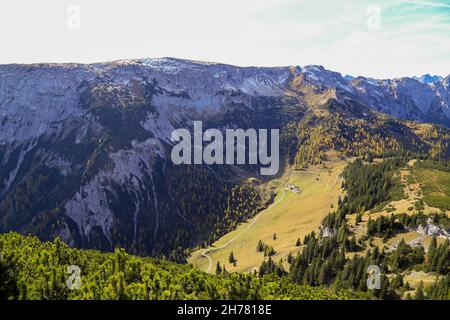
[{"xmin": 0, "ymin": 57, "xmax": 449, "ymax": 259}]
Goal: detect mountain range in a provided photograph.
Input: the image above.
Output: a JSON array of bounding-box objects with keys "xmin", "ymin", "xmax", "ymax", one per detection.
[{"xmin": 1, "ymin": 57, "xmax": 449, "ymax": 260}]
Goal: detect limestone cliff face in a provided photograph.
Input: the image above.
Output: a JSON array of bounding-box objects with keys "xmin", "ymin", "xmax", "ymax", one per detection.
[{"xmin": 0, "ymin": 57, "xmax": 448, "ymax": 258}]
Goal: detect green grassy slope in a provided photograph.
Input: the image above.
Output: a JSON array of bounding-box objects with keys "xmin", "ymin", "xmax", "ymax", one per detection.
[
  {"xmin": 190, "ymin": 156, "xmax": 345, "ymax": 274},
  {"xmin": 411, "ymin": 161, "xmax": 450, "ymax": 211}
]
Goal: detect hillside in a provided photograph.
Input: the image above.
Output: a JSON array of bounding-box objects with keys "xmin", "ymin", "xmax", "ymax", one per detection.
[
  {"xmin": 190, "ymin": 155, "xmax": 345, "ymax": 273},
  {"xmin": 200, "ymin": 155, "xmax": 450, "ymax": 299},
  {"xmin": 1, "ymin": 58, "xmax": 450, "ymax": 300},
  {"xmin": 0, "ymin": 232, "xmax": 363, "ymax": 300}
]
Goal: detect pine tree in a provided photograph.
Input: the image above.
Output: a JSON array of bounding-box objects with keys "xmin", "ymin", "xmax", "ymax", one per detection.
[
  {"xmin": 349, "ymin": 235, "xmax": 358, "ymax": 252},
  {"xmin": 435, "ymin": 239, "xmax": 449, "ymax": 273},
  {"xmin": 415, "ymin": 282, "xmax": 425, "ymax": 300},
  {"xmin": 427, "ymin": 237, "xmax": 437, "ymax": 272},
  {"xmin": 215, "ymin": 261, "xmax": 222, "ymax": 275},
  {"xmin": 228, "ymin": 252, "xmax": 235, "ymax": 264},
  {"xmin": 295, "ymin": 238, "xmax": 301, "ymax": 246},
  {"xmin": 256, "ymin": 240, "xmax": 265, "ymax": 252},
  {"xmin": 318, "ymin": 262, "xmax": 331, "ymax": 285},
  {"xmin": 264, "ymin": 246, "xmax": 276, "ymax": 257},
  {"xmin": 287, "ymin": 252, "xmax": 293, "ymax": 264},
  {"xmin": 222, "ymin": 265, "xmax": 228, "ymax": 274}
]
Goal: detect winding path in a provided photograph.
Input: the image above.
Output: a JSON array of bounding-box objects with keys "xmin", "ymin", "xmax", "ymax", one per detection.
[
  {"xmin": 200, "ymin": 166, "xmax": 341, "ymax": 273},
  {"xmin": 201, "ymin": 187, "xmax": 286, "ymax": 273}
]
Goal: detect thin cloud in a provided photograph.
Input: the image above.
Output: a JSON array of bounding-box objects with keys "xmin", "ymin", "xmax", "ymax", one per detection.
[{"xmin": 395, "ymin": 0, "xmax": 450, "ymax": 8}]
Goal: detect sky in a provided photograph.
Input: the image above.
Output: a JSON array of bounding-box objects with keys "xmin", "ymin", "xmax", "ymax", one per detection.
[{"xmin": 0, "ymin": 0, "xmax": 449, "ymax": 78}]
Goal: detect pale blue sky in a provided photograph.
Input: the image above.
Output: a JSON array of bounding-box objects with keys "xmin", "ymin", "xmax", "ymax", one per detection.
[{"xmin": 0, "ymin": 0, "xmax": 449, "ymax": 78}]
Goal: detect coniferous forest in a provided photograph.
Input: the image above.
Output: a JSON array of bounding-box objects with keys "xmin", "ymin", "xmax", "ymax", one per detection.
[
  {"xmin": 2, "ymin": 156, "xmax": 449, "ymax": 300},
  {"xmin": 0, "ymin": 232, "xmax": 361, "ymax": 300},
  {"xmin": 259, "ymin": 157, "xmax": 450, "ymax": 300}
]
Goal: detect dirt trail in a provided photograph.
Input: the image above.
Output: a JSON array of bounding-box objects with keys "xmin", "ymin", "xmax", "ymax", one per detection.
[
  {"xmin": 200, "ymin": 164, "xmax": 342, "ymax": 273},
  {"xmin": 201, "ymin": 170, "xmax": 292, "ymax": 273}
]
